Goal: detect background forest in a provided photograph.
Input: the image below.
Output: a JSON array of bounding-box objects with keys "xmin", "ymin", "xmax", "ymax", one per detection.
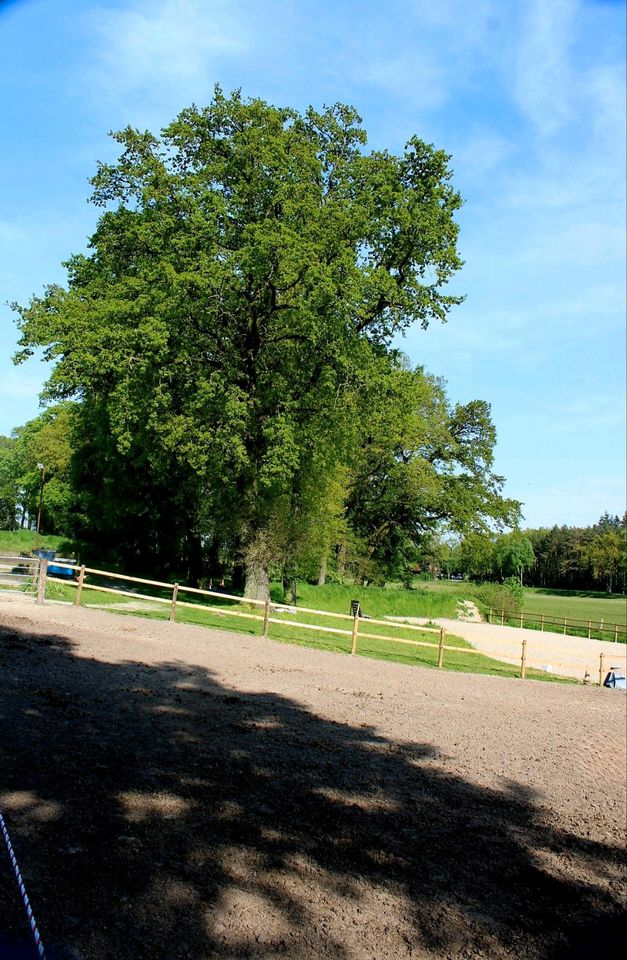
[{"xmin": 1, "ymin": 402, "xmax": 624, "ymax": 596}]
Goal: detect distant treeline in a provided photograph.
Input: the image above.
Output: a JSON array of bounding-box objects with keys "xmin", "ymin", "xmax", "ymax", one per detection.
[
  {"xmin": 524, "ymin": 515, "xmax": 626, "ymax": 593},
  {"xmin": 449, "ymin": 514, "xmax": 626, "ymax": 594}
]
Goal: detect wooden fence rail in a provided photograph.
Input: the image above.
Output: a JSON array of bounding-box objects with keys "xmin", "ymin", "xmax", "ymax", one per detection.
[
  {"xmin": 488, "ymin": 608, "xmax": 626, "ymax": 642},
  {"xmin": 38, "ymin": 560, "xmax": 627, "ymax": 685}
]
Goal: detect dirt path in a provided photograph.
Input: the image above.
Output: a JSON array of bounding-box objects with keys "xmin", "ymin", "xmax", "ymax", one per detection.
[
  {"xmin": 1, "ymin": 599, "xmax": 625, "ymax": 960},
  {"xmin": 388, "ymin": 614, "xmax": 627, "ymax": 681}
]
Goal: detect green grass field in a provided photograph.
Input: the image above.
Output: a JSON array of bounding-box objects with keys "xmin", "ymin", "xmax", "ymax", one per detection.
[
  {"xmin": 0, "ymin": 529, "xmax": 73, "ymax": 554},
  {"xmin": 41, "ymin": 575, "xmax": 568, "ymax": 683},
  {"xmin": 523, "ymin": 588, "xmax": 626, "ymax": 627},
  {"xmin": 291, "ymin": 580, "xmax": 472, "ymax": 619}
]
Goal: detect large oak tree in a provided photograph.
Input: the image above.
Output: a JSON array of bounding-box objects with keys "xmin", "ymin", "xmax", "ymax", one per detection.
[{"xmin": 14, "ymin": 89, "xmax": 467, "ymax": 595}]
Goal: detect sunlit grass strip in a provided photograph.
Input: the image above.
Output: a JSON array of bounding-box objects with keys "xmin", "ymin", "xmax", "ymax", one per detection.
[{"xmin": 44, "ymin": 576, "xmax": 572, "ymax": 682}]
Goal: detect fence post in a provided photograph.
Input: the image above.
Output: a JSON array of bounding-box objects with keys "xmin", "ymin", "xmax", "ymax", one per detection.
[
  {"xmin": 614, "ymin": 624, "xmax": 618, "ymax": 643},
  {"xmin": 75, "ymin": 565, "xmax": 85, "ymax": 606},
  {"xmin": 350, "ymin": 612, "xmax": 359, "ymax": 656},
  {"xmin": 541, "ymin": 614, "xmax": 544, "ymax": 631},
  {"xmin": 36, "ymin": 558, "xmax": 48, "ymax": 605},
  {"xmin": 501, "ymin": 609, "xmax": 504, "ymax": 626},
  {"xmin": 487, "ymin": 608, "xmax": 492, "ymax": 624},
  {"xmin": 587, "ymin": 620, "xmax": 591, "ymax": 639},
  {"xmin": 598, "ymin": 653, "xmax": 604, "ymax": 687},
  {"xmin": 519, "ymin": 612, "xmax": 523, "ymax": 629},
  {"xmin": 437, "ymin": 628, "xmax": 445, "ymax": 669},
  {"xmin": 563, "ymin": 617, "xmax": 567, "ymax": 635},
  {"xmin": 169, "ymin": 583, "xmax": 179, "ymax": 622},
  {"xmin": 520, "ymin": 637, "xmax": 527, "ymax": 679},
  {"xmin": 263, "ymin": 597, "xmax": 270, "ymax": 638}
]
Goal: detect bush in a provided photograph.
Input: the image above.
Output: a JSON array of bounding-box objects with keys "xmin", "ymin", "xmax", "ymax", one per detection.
[
  {"xmin": 502, "ymin": 576, "xmax": 524, "ymax": 604},
  {"xmin": 477, "ymin": 581, "xmax": 523, "ymax": 619}
]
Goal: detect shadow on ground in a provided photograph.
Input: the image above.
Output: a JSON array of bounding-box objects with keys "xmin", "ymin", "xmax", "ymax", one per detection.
[{"xmin": 0, "ymin": 622, "xmax": 625, "ymax": 959}]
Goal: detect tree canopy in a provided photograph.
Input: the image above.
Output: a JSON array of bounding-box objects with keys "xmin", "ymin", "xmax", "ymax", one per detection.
[
  {"xmin": 452, "ymin": 514, "xmax": 626, "ymax": 593},
  {"xmin": 13, "ymin": 89, "xmax": 519, "ymax": 593}
]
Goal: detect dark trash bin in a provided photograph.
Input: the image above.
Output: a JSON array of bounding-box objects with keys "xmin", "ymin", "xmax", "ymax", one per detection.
[{"xmin": 32, "ymin": 549, "xmax": 56, "ymax": 561}]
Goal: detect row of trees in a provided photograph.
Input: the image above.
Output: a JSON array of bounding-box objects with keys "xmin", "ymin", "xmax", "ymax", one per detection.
[
  {"xmin": 0, "ymin": 405, "xmax": 74, "ymax": 535},
  {"xmin": 5, "ymin": 91, "xmax": 522, "ymax": 596},
  {"xmin": 1, "ymin": 366, "xmax": 520, "ymax": 589},
  {"xmin": 449, "ymin": 514, "xmax": 627, "ymax": 593}
]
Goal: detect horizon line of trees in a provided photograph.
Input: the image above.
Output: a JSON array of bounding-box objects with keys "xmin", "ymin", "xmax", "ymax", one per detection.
[
  {"xmin": 442, "ymin": 514, "xmax": 627, "ymax": 594},
  {"xmin": 1, "ymin": 403, "xmax": 624, "ymax": 596}
]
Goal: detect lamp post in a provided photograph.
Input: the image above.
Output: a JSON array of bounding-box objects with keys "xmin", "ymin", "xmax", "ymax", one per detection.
[{"xmin": 35, "ymin": 463, "xmax": 46, "ymax": 551}]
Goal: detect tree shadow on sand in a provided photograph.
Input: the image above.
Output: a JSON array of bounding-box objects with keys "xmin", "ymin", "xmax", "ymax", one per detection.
[{"xmin": 0, "ymin": 622, "xmax": 625, "ymax": 959}]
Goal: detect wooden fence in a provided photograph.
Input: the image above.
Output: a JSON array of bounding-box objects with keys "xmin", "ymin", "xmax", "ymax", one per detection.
[
  {"xmin": 36, "ymin": 559, "xmax": 627, "ymax": 685},
  {"xmin": 488, "ymin": 608, "xmax": 626, "ymax": 642},
  {"xmin": 0, "ymin": 555, "xmax": 38, "ymax": 591}
]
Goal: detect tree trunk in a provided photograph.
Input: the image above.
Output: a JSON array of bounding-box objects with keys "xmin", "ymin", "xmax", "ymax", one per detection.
[
  {"xmin": 318, "ymin": 556, "xmax": 327, "ymax": 586},
  {"xmin": 337, "ymin": 541, "xmax": 346, "ymax": 580},
  {"xmin": 243, "ymin": 530, "xmax": 271, "ymax": 602},
  {"xmin": 244, "ymin": 560, "xmax": 269, "ymax": 602},
  {"xmin": 185, "ymin": 531, "xmax": 204, "ymax": 587}
]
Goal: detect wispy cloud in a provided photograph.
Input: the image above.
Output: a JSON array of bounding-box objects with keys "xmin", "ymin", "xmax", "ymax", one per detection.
[
  {"xmin": 515, "ymin": 0, "xmax": 576, "ymax": 136},
  {"xmin": 85, "ymin": 0, "xmax": 250, "ymax": 116}
]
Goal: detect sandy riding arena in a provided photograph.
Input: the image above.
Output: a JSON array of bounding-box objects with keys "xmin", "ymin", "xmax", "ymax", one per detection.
[{"xmin": 1, "ymin": 600, "xmax": 626, "ymax": 960}]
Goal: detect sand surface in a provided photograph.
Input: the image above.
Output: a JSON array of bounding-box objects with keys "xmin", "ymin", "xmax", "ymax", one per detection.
[{"xmin": 1, "ymin": 599, "xmax": 625, "ymax": 959}]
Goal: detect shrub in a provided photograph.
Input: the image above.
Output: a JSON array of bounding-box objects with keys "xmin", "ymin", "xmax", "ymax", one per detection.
[{"xmin": 477, "ymin": 581, "xmax": 523, "ymax": 619}]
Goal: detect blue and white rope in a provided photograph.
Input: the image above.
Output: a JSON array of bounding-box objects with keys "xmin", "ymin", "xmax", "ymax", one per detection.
[{"xmin": 0, "ymin": 807, "xmax": 46, "ymax": 959}]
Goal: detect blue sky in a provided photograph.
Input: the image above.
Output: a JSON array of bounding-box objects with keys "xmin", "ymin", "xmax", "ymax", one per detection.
[{"xmin": 0, "ymin": 0, "xmax": 625, "ymax": 528}]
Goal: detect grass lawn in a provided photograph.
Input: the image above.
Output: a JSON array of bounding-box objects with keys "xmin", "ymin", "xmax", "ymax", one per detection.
[
  {"xmin": 292, "ymin": 580, "xmax": 470, "ymax": 620},
  {"xmin": 0, "ymin": 529, "xmax": 73, "ymax": 555},
  {"xmin": 523, "ymin": 588, "xmax": 626, "ymax": 627},
  {"xmin": 42, "ymin": 576, "xmax": 568, "ymax": 683}
]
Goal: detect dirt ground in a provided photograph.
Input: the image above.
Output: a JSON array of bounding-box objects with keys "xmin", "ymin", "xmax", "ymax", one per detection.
[{"xmin": 0, "ymin": 598, "xmax": 625, "ymax": 960}]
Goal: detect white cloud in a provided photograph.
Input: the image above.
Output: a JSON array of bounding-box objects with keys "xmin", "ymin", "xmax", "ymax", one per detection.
[
  {"xmin": 87, "ymin": 0, "xmax": 249, "ymax": 109},
  {"xmin": 515, "ymin": 0, "xmax": 576, "ymax": 136},
  {"xmin": 337, "ymin": 0, "xmax": 500, "ymax": 115},
  {"xmin": 551, "ymin": 394, "xmax": 626, "ymax": 431},
  {"xmin": 453, "ymin": 131, "xmax": 516, "ymax": 179}
]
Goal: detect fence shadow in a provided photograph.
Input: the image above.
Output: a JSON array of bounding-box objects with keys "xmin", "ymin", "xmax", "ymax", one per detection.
[{"xmin": 0, "ymin": 621, "xmax": 625, "ymax": 959}]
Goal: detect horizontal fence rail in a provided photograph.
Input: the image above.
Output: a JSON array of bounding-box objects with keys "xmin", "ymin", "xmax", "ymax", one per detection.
[
  {"xmin": 35, "ymin": 560, "xmax": 626, "ymax": 685},
  {"xmin": 0, "ymin": 555, "xmax": 39, "ymax": 591},
  {"xmin": 488, "ymin": 608, "xmax": 626, "ymax": 642}
]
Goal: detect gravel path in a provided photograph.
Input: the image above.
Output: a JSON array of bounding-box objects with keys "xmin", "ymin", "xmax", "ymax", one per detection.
[
  {"xmin": 0, "ymin": 599, "xmax": 625, "ymax": 960},
  {"xmin": 388, "ymin": 615, "xmax": 627, "ymax": 681}
]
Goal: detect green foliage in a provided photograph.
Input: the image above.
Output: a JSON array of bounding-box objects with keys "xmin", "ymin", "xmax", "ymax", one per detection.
[
  {"xmin": 458, "ymin": 532, "xmax": 495, "ymax": 579},
  {"xmin": 343, "ymin": 362, "xmax": 520, "ymax": 584},
  {"xmin": 0, "ymin": 436, "xmax": 18, "ymax": 529},
  {"xmin": 0, "ymin": 405, "xmax": 76, "ymax": 535},
  {"xmin": 476, "ymin": 581, "xmax": 523, "ymax": 619},
  {"xmin": 493, "ymin": 531, "xmax": 535, "ymax": 584},
  {"xmin": 292, "ymin": 581, "xmax": 461, "ymax": 619},
  {"xmin": 0, "ymin": 529, "xmax": 69, "ymax": 553},
  {"xmin": 502, "ymin": 575, "xmax": 524, "ymax": 603},
  {"xmin": 14, "ymin": 89, "xmax": 468, "ymax": 594},
  {"xmin": 523, "ymin": 514, "xmax": 626, "ymax": 593}
]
